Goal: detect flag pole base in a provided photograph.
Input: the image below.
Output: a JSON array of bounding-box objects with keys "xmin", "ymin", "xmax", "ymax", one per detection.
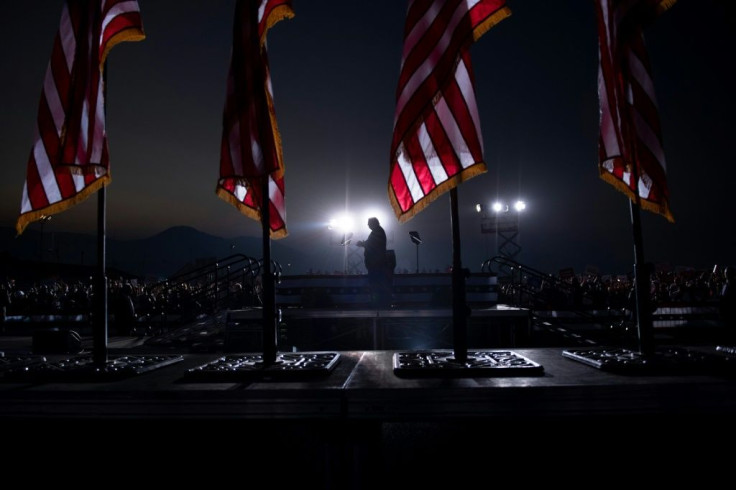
[
  {"xmin": 5, "ymin": 354, "xmax": 184, "ymax": 382},
  {"xmin": 562, "ymin": 346, "xmax": 736, "ymax": 375},
  {"xmin": 0, "ymin": 355, "xmax": 47, "ymax": 375},
  {"xmin": 393, "ymin": 350, "xmax": 543, "ymax": 378},
  {"xmin": 185, "ymin": 351, "xmax": 341, "ymax": 382}
]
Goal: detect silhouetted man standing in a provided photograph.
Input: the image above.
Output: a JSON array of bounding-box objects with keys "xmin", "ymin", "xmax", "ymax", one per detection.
[{"xmin": 357, "ymin": 217, "xmax": 390, "ymax": 307}]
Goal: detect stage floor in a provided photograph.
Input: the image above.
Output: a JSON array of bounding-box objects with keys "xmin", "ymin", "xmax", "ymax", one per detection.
[{"xmin": 2, "ymin": 337, "xmax": 735, "ymax": 485}]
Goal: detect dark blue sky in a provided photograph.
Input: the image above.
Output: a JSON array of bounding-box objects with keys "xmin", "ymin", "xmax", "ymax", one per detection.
[{"xmin": 1, "ymin": 1, "xmax": 734, "ymax": 276}]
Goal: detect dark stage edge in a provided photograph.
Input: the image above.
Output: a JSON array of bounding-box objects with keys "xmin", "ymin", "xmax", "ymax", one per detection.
[
  {"xmin": 393, "ymin": 350, "xmax": 544, "ymax": 377},
  {"xmin": 562, "ymin": 347, "xmax": 736, "ymax": 375},
  {"xmin": 4, "ymin": 354, "xmax": 184, "ymax": 382},
  {"xmin": 0, "ymin": 354, "xmax": 47, "ymax": 374},
  {"xmin": 184, "ymin": 351, "xmax": 341, "ymax": 382}
]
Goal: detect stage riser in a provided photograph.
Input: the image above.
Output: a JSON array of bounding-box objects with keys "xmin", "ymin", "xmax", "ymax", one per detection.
[
  {"xmin": 225, "ymin": 309, "xmax": 530, "ymax": 352},
  {"xmin": 276, "ymin": 273, "xmax": 498, "ymax": 309}
]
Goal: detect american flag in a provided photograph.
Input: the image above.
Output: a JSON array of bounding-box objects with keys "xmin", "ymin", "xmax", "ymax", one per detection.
[
  {"xmin": 16, "ymin": 0, "xmax": 145, "ymax": 235},
  {"xmin": 597, "ymin": 0, "xmax": 675, "ymax": 222},
  {"xmin": 389, "ymin": 0, "xmax": 511, "ymax": 223},
  {"xmin": 217, "ymin": 0, "xmax": 293, "ymax": 239}
]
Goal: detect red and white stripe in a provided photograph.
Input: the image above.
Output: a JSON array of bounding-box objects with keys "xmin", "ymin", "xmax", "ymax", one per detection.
[
  {"xmin": 217, "ymin": 0, "xmax": 293, "ymax": 239},
  {"xmin": 597, "ymin": 0, "xmax": 675, "ymax": 222},
  {"xmin": 389, "ymin": 0, "xmax": 511, "ymax": 223},
  {"xmin": 16, "ymin": 0, "xmax": 145, "ymax": 235}
]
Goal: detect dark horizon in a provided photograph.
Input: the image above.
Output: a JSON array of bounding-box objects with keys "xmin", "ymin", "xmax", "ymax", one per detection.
[{"xmin": 0, "ymin": 223, "xmax": 727, "ymax": 281}]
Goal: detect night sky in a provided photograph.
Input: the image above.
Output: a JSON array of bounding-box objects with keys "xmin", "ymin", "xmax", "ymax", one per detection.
[{"xmin": 1, "ymin": 1, "xmax": 734, "ymax": 276}]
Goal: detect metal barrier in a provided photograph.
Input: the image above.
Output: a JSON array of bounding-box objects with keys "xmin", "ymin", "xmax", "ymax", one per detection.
[{"xmin": 144, "ymin": 254, "xmax": 281, "ymax": 330}]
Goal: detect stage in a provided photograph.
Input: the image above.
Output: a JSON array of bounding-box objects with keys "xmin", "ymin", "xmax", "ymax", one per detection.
[
  {"xmin": 2, "ymin": 339, "xmax": 735, "ymax": 485},
  {"xmin": 225, "ymin": 304, "xmax": 531, "ymax": 351}
]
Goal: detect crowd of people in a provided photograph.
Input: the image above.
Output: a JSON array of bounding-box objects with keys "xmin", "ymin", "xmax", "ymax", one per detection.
[
  {"xmin": 1, "ymin": 263, "xmax": 734, "ymax": 334},
  {"xmin": 0, "ymin": 276, "xmax": 260, "ymax": 334},
  {"xmin": 499, "ymin": 264, "xmax": 735, "ymax": 314}
]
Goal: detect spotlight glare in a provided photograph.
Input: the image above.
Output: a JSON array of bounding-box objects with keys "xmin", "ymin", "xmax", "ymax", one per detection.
[
  {"xmin": 492, "ymin": 202, "xmax": 504, "ymax": 213},
  {"xmin": 328, "ymin": 213, "xmax": 354, "ymax": 233},
  {"xmin": 514, "ymin": 200, "xmax": 526, "ymax": 212}
]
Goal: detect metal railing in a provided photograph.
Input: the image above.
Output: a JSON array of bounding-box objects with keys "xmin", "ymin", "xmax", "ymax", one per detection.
[
  {"xmin": 482, "ymin": 255, "xmax": 609, "ymax": 325},
  {"xmin": 145, "ymin": 254, "xmax": 282, "ymax": 329}
]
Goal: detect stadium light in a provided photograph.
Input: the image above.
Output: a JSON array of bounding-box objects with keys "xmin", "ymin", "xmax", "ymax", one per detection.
[
  {"xmin": 478, "ymin": 198, "xmax": 526, "ymax": 265},
  {"xmin": 327, "ymin": 212, "xmax": 355, "ymax": 233}
]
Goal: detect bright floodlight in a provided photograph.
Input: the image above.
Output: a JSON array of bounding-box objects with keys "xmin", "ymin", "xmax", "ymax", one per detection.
[
  {"xmin": 514, "ymin": 200, "xmax": 526, "ymax": 212},
  {"xmin": 328, "ymin": 212, "xmax": 354, "ymax": 233},
  {"xmin": 491, "ymin": 201, "xmax": 505, "ymax": 213},
  {"xmin": 475, "ymin": 203, "xmax": 483, "ymax": 213}
]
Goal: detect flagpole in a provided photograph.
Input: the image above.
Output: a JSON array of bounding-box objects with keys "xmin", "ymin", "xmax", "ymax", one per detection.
[
  {"xmin": 261, "ymin": 177, "xmax": 277, "ymax": 366},
  {"xmin": 450, "ymin": 188, "xmax": 468, "ymax": 364},
  {"xmin": 94, "ymin": 61, "xmax": 109, "ymax": 367},
  {"xmin": 622, "ymin": 60, "xmax": 655, "ymax": 357},
  {"xmin": 94, "ymin": 185, "xmax": 108, "ymax": 366},
  {"xmin": 630, "ymin": 194, "xmax": 654, "ymax": 356},
  {"xmin": 613, "ymin": 3, "xmax": 663, "ymax": 359}
]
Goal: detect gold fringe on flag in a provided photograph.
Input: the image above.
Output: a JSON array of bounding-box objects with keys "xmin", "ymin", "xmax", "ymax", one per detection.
[
  {"xmin": 15, "ymin": 174, "xmax": 110, "ymax": 236},
  {"xmin": 598, "ymin": 169, "xmax": 675, "ymax": 223},
  {"xmin": 473, "ymin": 6, "xmax": 512, "ymax": 42},
  {"xmin": 215, "ymin": 184, "xmax": 288, "ymax": 239},
  {"xmin": 389, "ymin": 163, "xmax": 488, "ymax": 224}
]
